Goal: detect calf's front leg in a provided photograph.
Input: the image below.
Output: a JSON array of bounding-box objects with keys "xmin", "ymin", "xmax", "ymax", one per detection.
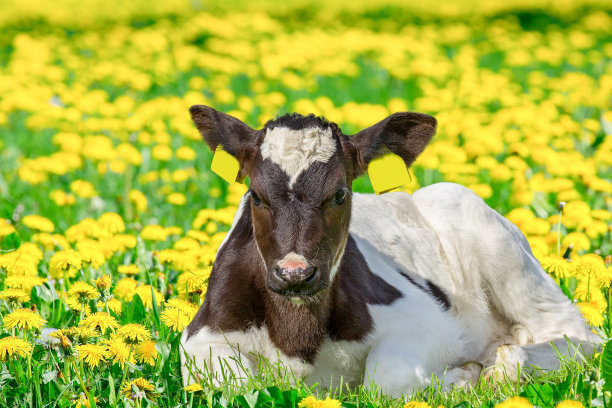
[{"xmin": 363, "ymin": 337, "xmax": 436, "ymax": 397}]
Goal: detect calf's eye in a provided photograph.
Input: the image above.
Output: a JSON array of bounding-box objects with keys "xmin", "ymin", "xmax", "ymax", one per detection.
[
  {"xmin": 333, "ymin": 188, "xmax": 347, "ymax": 205},
  {"xmin": 251, "ymin": 191, "xmax": 262, "ymax": 206}
]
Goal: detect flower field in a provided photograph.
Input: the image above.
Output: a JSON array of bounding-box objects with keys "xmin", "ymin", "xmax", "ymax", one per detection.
[{"xmin": 0, "ymin": 0, "xmax": 611, "ymax": 407}]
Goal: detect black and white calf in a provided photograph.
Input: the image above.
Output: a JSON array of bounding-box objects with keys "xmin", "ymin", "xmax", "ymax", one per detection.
[{"xmin": 181, "ymin": 106, "xmax": 598, "ymax": 396}]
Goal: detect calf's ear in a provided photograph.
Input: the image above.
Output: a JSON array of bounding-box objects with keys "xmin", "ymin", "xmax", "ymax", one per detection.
[
  {"xmin": 190, "ymin": 105, "xmax": 262, "ymax": 177},
  {"xmin": 342, "ymin": 112, "xmax": 436, "ymax": 178}
]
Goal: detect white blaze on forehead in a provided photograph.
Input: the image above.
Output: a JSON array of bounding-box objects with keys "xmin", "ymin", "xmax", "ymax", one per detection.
[{"xmin": 260, "ymin": 126, "xmax": 336, "ymax": 186}]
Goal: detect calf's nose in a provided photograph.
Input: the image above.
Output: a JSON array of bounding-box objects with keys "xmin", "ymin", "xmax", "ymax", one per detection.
[{"xmin": 274, "ymin": 265, "xmax": 318, "ymax": 285}]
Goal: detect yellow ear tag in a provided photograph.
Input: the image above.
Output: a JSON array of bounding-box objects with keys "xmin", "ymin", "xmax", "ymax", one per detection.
[
  {"xmin": 367, "ymin": 153, "xmax": 410, "ymax": 194},
  {"xmin": 211, "ymin": 146, "xmax": 242, "ymax": 184}
]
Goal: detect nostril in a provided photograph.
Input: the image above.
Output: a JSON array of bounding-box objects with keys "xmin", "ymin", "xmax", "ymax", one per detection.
[
  {"xmin": 304, "ymin": 267, "xmax": 318, "ymax": 284},
  {"xmin": 273, "ymin": 266, "xmax": 286, "ymax": 282}
]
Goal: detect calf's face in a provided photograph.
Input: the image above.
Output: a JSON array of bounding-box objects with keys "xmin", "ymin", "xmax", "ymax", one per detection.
[
  {"xmin": 190, "ymin": 106, "xmax": 436, "ymax": 304},
  {"xmin": 250, "ymin": 121, "xmax": 351, "ymax": 301}
]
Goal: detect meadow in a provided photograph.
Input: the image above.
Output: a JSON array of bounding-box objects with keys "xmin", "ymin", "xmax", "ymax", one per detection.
[{"xmin": 0, "ymin": 0, "xmax": 611, "ymax": 406}]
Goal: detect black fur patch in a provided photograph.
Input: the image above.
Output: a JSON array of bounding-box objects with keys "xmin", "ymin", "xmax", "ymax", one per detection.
[
  {"xmin": 425, "ymin": 280, "xmax": 451, "ymax": 311},
  {"xmin": 398, "ymin": 270, "xmax": 451, "ymax": 311},
  {"xmin": 264, "ymin": 113, "xmax": 339, "ymax": 134}
]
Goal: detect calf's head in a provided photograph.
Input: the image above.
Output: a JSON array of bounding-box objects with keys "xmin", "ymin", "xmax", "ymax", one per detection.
[{"xmin": 190, "ymin": 106, "xmax": 436, "ymax": 304}]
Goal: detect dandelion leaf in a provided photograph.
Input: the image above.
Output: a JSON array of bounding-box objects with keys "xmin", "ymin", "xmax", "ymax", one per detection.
[
  {"xmin": 601, "ymin": 340, "xmax": 612, "ymax": 392},
  {"xmin": 1, "ymin": 232, "xmax": 20, "ymax": 251}
]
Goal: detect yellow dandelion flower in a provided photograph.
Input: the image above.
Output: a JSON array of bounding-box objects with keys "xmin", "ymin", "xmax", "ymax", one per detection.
[
  {"xmin": 403, "ymin": 403, "xmax": 432, "ymax": 408},
  {"xmin": 173, "ymin": 237, "xmax": 201, "ymax": 251},
  {"xmin": 135, "ymin": 340, "xmax": 158, "ymax": 366},
  {"xmin": 49, "ymin": 190, "xmax": 75, "ymax": 206},
  {"xmin": 157, "ymin": 249, "xmax": 180, "ymax": 265},
  {"xmin": 17, "ymin": 242, "xmax": 44, "ymax": 262},
  {"xmin": 112, "ymin": 234, "xmax": 138, "ymax": 251},
  {"xmin": 577, "ymin": 302, "xmax": 604, "ymax": 326},
  {"xmin": 129, "ymin": 190, "xmax": 148, "ymax": 213},
  {"xmin": 117, "ymin": 143, "xmax": 143, "ymax": 166},
  {"xmin": 22, "ymin": 215, "xmax": 54, "ymax": 232},
  {"xmin": 133, "ymin": 285, "xmax": 163, "ymax": 309},
  {"xmin": 164, "ymin": 298, "xmax": 199, "ymax": 314},
  {"xmin": 176, "ymin": 146, "xmax": 196, "ymax": 161},
  {"xmin": 93, "ymin": 275, "xmax": 112, "ymax": 291},
  {"xmin": 49, "ymin": 249, "xmax": 83, "ymax": 279},
  {"xmin": 495, "ymin": 396, "xmax": 534, "ymax": 408},
  {"xmin": 168, "ymin": 226, "xmax": 184, "ymax": 236},
  {"xmin": 0, "ymin": 256, "xmax": 38, "ymax": 277},
  {"xmin": 73, "ymin": 393, "xmax": 99, "ymax": 408},
  {"xmin": 53, "ymin": 327, "xmax": 79, "ymax": 344},
  {"xmin": 540, "ymin": 255, "xmax": 570, "ymax": 279},
  {"xmin": 33, "ymin": 232, "xmax": 67, "ymax": 251},
  {"xmin": 0, "ymin": 218, "xmax": 15, "ymax": 238},
  {"xmin": 152, "ymin": 144, "xmax": 172, "ymax": 161},
  {"xmin": 166, "ymin": 193, "xmax": 187, "ymax": 206},
  {"xmin": 121, "ymin": 377, "xmax": 157, "ymax": 401},
  {"xmin": 67, "ymin": 282, "xmax": 99, "ymax": 305},
  {"xmin": 0, "ymin": 336, "xmax": 33, "ymax": 360},
  {"xmin": 117, "ymin": 324, "xmax": 151, "ymax": 345},
  {"xmin": 575, "ymin": 254, "xmax": 608, "ymax": 286},
  {"xmin": 98, "ymin": 298, "xmax": 123, "ymax": 315},
  {"xmin": 114, "ymin": 277, "xmax": 138, "ymax": 301},
  {"xmin": 77, "ymin": 241, "xmax": 106, "ymax": 269},
  {"xmin": 3, "ymin": 308, "xmax": 46, "ymax": 331},
  {"xmin": 171, "ymin": 168, "xmax": 191, "ymax": 183},
  {"xmin": 70, "ymin": 180, "xmax": 98, "ymax": 199},
  {"xmin": 574, "ymin": 274, "xmax": 605, "ymax": 302},
  {"xmin": 118, "ymin": 265, "xmax": 140, "ymax": 275},
  {"xmin": 468, "ymin": 184, "xmax": 493, "ymax": 199},
  {"xmin": 298, "ymin": 396, "xmax": 342, "ymax": 408},
  {"xmin": 140, "ymin": 225, "xmax": 169, "ymax": 241},
  {"xmin": 75, "ymin": 344, "xmax": 108, "ymax": 368},
  {"xmin": 66, "ymin": 219, "xmax": 106, "ymax": 242},
  {"xmin": 591, "ymin": 210, "xmax": 611, "ymax": 221},
  {"xmin": 49, "ymin": 329, "xmax": 72, "ymax": 349},
  {"xmin": 64, "ymin": 294, "xmax": 87, "ymax": 312},
  {"xmin": 109, "ymin": 161, "xmax": 128, "ymax": 176},
  {"xmin": 161, "ymin": 307, "xmax": 193, "ymax": 332},
  {"xmin": 562, "ymin": 201, "xmax": 592, "ymax": 229},
  {"xmin": 177, "ymin": 267, "xmax": 211, "ymax": 298},
  {"xmin": 562, "ymin": 232, "xmax": 590, "ymax": 252},
  {"xmin": 184, "ymin": 383, "xmax": 203, "ymax": 392},
  {"xmin": 186, "ymin": 230, "xmax": 209, "ymax": 243},
  {"xmin": 74, "ymin": 327, "xmax": 98, "ymax": 344},
  {"xmin": 556, "ymin": 400, "xmax": 585, "ymax": 408},
  {"xmin": 79, "ymin": 312, "xmax": 119, "ymax": 333},
  {"xmin": 0, "ymin": 288, "xmax": 30, "ymax": 304},
  {"xmin": 104, "ymin": 338, "xmax": 134, "ymax": 367},
  {"xmin": 98, "ymin": 213, "xmax": 125, "ymax": 234}
]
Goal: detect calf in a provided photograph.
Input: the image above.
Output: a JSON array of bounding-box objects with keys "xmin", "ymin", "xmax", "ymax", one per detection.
[{"xmin": 180, "ymin": 106, "xmax": 598, "ymax": 396}]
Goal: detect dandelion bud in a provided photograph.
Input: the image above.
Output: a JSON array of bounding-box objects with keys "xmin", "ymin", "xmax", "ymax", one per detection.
[{"xmin": 94, "ymin": 275, "xmax": 112, "ymax": 291}]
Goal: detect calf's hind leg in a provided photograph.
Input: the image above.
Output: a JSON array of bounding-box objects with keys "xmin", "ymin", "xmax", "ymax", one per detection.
[
  {"xmin": 482, "ymin": 337, "xmax": 597, "ymax": 383},
  {"xmin": 457, "ymin": 190, "xmax": 600, "ymax": 379}
]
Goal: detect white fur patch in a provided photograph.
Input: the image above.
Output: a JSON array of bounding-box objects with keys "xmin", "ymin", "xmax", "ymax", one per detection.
[
  {"xmin": 180, "ymin": 326, "xmax": 310, "ymax": 386},
  {"xmin": 260, "ymin": 126, "xmax": 336, "ymax": 187},
  {"xmin": 217, "ymin": 193, "xmax": 249, "ymax": 252}
]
